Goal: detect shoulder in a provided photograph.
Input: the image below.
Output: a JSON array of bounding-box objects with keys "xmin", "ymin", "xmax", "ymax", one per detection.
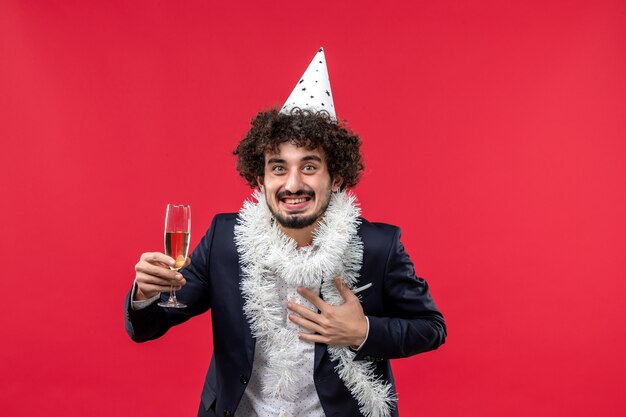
[
  {"xmin": 358, "ymin": 217, "xmax": 401, "ymax": 240},
  {"xmin": 357, "ymin": 217, "xmax": 402, "ymax": 256},
  {"xmin": 200, "ymin": 213, "xmax": 238, "ymax": 239},
  {"xmin": 212, "ymin": 212, "xmax": 238, "ymax": 224},
  {"xmin": 198, "ymin": 213, "xmax": 239, "ymax": 256}
]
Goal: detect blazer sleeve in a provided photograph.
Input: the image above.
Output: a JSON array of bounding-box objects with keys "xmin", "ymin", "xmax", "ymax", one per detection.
[
  {"xmin": 124, "ymin": 215, "xmax": 219, "ymax": 343},
  {"xmin": 354, "ymin": 227, "xmax": 446, "ymax": 360}
]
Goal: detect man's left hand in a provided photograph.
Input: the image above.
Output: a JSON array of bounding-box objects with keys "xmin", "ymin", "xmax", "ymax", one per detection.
[{"xmin": 287, "ymin": 276, "xmax": 368, "ymax": 348}]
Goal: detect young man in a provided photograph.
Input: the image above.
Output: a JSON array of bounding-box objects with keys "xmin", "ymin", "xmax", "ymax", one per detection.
[{"xmin": 126, "ymin": 49, "xmax": 446, "ymax": 417}]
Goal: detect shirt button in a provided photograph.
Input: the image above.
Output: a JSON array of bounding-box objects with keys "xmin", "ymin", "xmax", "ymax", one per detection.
[{"xmin": 239, "ymin": 374, "xmax": 249, "ymax": 385}]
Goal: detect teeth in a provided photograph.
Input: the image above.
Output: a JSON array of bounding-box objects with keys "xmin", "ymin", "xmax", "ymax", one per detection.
[{"xmin": 285, "ymin": 198, "xmax": 307, "ymax": 204}]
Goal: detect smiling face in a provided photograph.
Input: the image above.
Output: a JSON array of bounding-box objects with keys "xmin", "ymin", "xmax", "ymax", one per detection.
[{"xmin": 259, "ymin": 141, "xmax": 342, "ymax": 230}]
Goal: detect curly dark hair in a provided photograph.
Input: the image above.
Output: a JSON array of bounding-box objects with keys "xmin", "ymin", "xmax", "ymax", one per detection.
[{"xmin": 233, "ymin": 109, "xmax": 364, "ymax": 190}]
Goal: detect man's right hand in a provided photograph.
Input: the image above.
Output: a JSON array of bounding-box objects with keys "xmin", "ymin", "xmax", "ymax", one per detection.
[{"xmin": 133, "ymin": 252, "xmax": 189, "ymax": 301}]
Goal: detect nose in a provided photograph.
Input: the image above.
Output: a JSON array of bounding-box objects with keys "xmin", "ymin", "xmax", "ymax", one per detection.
[{"xmin": 285, "ymin": 169, "xmax": 304, "ymax": 193}]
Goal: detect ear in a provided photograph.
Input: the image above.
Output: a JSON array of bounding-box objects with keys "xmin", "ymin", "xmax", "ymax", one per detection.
[
  {"xmin": 331, "ymin": 176, "xmax": 343, "ymax": 192},
  {"xmin": 256, "ymin": 176, "xmax": 264, "ymax": 190}
]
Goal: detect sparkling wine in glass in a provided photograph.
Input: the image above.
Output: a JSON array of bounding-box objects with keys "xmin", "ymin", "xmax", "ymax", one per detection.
[{"xmin": 158, "ymin": 204, "xmax": 190, "ymax": 308}]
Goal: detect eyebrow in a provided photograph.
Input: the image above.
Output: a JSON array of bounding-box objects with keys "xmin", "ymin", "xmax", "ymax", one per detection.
[{"xmin": 266, "ymin": 155, "xmax": 323, "ymax": 165}]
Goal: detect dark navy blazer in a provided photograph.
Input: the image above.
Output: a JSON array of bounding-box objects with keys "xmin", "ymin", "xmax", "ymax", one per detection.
[{"xmin": 125, "ymin": 214, "xmax": 446, "ymax": 417}]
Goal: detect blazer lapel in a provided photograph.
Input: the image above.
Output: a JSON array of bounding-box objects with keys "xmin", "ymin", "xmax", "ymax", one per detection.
[
  {"xmin": 314, "ymin": 342, "xmax": 327, "ymax": 371},
  {"xmin": 238, "ymin": 262, "xmax": 255, "ymax": 369}
]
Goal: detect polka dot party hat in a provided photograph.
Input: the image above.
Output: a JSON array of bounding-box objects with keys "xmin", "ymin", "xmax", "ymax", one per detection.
[{"xmin": 280, "ymin": 47, "xmax": 336, "ymax": 121}]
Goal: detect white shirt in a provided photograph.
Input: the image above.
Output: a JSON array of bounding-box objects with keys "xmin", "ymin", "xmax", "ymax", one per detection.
[{"xmin": 236, "ymin": 277, "xmax": 325, "ymax": 417}]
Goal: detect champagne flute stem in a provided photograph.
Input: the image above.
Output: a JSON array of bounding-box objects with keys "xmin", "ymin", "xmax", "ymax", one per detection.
[{"xmin": 169, "ymin": 283, "xmax": 176, "ymax": 303}]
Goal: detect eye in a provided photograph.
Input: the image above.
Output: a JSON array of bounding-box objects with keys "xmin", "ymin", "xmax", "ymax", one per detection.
[
  {"xmin": 303, "ymin": 164, "xmax": 317, "ymax": 172},
  {"xmin": 271, "ymin": 165, "xmax": 285, "ymax": 174}
]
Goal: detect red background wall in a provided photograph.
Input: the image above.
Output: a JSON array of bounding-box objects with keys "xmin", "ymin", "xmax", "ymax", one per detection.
[{"xmin": 1, "ymin": 1, "xmax": 625, "ymax": 416}]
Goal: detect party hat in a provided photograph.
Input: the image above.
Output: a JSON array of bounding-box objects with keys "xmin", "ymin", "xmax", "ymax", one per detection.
[{"xmin": 280, "ymin": 47, "xmax": 336, "ymax": 120}]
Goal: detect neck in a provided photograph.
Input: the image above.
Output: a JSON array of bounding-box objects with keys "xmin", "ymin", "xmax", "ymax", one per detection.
[{"xmin": 278, "ymin": 223, "xmax": 317, "ymax": 247}]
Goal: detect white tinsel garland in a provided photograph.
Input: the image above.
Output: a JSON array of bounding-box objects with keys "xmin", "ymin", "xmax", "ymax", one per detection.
[{"xmin": 234, "ymin": 190, "xmax": 396, "ymax": 417}]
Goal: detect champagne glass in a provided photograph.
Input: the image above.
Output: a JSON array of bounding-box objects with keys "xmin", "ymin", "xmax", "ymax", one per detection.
[{"xmin": 158, "ymin": 204, "xmax": 191, "ymax": 308}]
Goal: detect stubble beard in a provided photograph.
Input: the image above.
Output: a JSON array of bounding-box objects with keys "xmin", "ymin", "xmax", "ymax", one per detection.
[{"xmin": 267, "ymin": 190, "xmax": 332, "ymax": 229}]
